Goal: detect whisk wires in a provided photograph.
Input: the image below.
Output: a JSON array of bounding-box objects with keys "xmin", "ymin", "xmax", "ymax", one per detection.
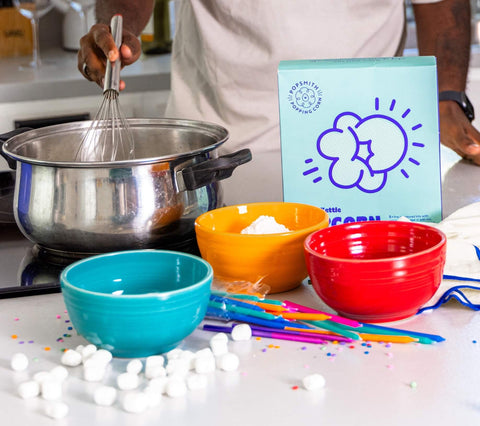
[{"xmin": 75, "ymin": 14, "xmax": 135, "ymax": 163}]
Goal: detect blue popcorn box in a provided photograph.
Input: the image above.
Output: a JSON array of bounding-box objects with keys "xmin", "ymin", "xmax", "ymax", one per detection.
[{"xmin": 278, "ymin": 56, "xmax": 442, "ymax": 225}]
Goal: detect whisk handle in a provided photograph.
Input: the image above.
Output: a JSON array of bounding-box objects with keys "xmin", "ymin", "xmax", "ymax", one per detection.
[{"xmin": 104, "ymin": 14, "xmax": 123, "ymax": 94}]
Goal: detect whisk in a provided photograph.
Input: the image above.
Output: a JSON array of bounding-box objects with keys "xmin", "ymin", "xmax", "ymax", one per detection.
[{"xmin": 75, "ymin": 14, "xmax": 135, "ymax": 162}]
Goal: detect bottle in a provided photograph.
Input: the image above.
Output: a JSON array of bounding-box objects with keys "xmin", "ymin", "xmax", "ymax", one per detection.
[{"xmin": 141, "ymin": 0, "xmax": 173, "ymax": 54}]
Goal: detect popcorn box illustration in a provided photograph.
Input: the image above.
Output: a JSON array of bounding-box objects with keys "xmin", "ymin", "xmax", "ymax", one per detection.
[{"xmin": 277, "ymin": 57, "xmax": 442, "ymax": 225}]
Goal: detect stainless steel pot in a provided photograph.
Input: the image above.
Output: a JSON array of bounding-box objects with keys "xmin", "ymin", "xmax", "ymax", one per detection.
[{"xmin": 0, "ymin": 118, "xmax": 251, "ymax": 255}]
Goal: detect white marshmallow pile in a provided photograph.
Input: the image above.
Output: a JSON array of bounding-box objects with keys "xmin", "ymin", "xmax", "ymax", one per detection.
[{"xmin": 10, "ymin": 327, "xmax": 246, "ymax": 418}]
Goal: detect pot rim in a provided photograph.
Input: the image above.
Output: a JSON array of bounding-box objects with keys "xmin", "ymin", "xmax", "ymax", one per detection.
[{"xmin": 1, "ymin": 118, "xmax": 229, "ymax": 169}]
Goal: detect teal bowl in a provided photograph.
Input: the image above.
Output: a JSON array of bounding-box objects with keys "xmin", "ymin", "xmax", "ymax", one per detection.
[{"xmin": 60, "ymin": 250, "xmax": 213, "ymax": 358}]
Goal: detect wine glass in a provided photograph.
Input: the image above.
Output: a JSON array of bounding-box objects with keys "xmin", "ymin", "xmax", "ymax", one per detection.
[{"xmin": 13, "ymin": 0, "xmax": 54, "ymax": 69}]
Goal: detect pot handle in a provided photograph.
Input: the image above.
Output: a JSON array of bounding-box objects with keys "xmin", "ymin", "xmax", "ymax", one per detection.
[
  {"xmin": 0, "ymin": 128, "xmax": 33, "ymax": 170},
  {"xmin": 180, "ymin": 148, "xmax": 252, "ymax": 191}
]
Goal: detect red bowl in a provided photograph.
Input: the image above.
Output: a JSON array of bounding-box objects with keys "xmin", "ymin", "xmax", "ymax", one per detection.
[{"xmin": 304, "ymin": 221, "xmax": 447, "ymax": 323}]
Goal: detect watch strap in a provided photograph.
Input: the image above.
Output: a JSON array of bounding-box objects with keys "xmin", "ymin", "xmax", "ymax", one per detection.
[{"xmin": 439, "ymin": 90, "xmax": 475, "ymax": 122}]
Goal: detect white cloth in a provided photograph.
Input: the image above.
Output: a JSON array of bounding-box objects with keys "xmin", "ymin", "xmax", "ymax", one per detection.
[
  {"xmin": 166, "ymin": 0, "xmax": 443, "ymax": 205},
  {"xmin": 423, "ymin": 202, "xmax": 480, "ymax": 307}
]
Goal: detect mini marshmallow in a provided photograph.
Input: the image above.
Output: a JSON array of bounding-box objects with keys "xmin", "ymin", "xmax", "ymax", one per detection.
[
  {"xmin": 165, "ymin": 378, "xmax": 187, "ymax": 398},
  {"xmin": 302, "ymin": 373, "xmax": 326, "ymax": 391},
  {"xmin": 194, "ymin": 354, "xmax": 216, "ymax": 374},
  {"xmin": 83, "ymin": 365, "xmax": 107, "ymax": 382},
  {"xmin": 93, "ymin": 385, "xmax": 117, "ymax": 407},
  {"xmin": 166, "ymin": 358, "xmax": 190, "ymax": 377},
  {"xmin": 117, "ymin": 372, "xmax": 140, "ymax": 391},
  {"xmin": 122, "ymin": 392, "xmax": 149, "ymax": 414},
  {"xmin": 81, "ymin": 344, "xmax": 97, "ymax": 361},
  {"xmin": 41, "ymin": 380, "xmax": 63, "ymax": 401},
  {"xmin": 10, "ymin": 353, "xmax": 29, "ymax": 372},
  {"xmin": 148, "ymin": 376, "xmax": 169, "ymax": 394},
  {"xmin": 17, "ymin": 380, "xmax": 40, "ymax": 399},
  {"xmin": 195, "ymin": 348, "xmax": 214, "ymax": 358},
  {"xmin": 217, "ymin": 352, "xmax": 240, "ymax": 372},
  {"xmin": 209, "ymin": 333, "xmax": 229, "ymax": 356},
  {"xmin": 33, "ymin": 371, "xmax": 53, "ymax": 384},
  {"xmin": 231, "ymin": 324, "xmax": 252, "ymax": 341},
  {"xmin": 145, "ymin": 364, "xmax": 167, "ymax": 380},
  {"xmin": 50, "ymin": 365, "xmax": 69, "ymax": 382},
  {"xmin": 60, "ymin": 349, "xmax": 82, "ymax": 367},
  {"xmin": 186, "ymin": 373, "xmax": 208, "ymax": 391},
  {"xmin": 44, "ymin": 401, "xmax": 69, "ymax": 419},
  {"xmin": 75, "ymin": 344, "xmax": 85, "ymax": 353},
  {"xmin": 145, "ymin": 355, "xmax": 165, "ymax": 379},
  {"xmin": 126, "ymin": 359, "xmax": 143, "ymax": 375},
  {"xmin": 90, "ymin": 349, "xmax": 113, "ymax": 366},
  {"xmin": 143, "ymin": 386, "xmax": 162, "ymax": 407},
  {"xmin": 166, "ymin": 348, "xmax": 184, "ymax": 360},
  {"xmin": 210, "ymin": 332, "xmax": 228, "ymax": 344}
]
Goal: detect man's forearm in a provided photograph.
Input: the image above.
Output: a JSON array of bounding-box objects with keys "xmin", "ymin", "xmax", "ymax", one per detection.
[
  {"xmin": 413, "ymin": 0, "xmax": 471, "ymax": 92},
  {"xmin": 95, "ymin": 0, "xmax": 155, "ymax": 36}
]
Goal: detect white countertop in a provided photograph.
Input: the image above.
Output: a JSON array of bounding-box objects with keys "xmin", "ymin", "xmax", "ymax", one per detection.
[
  {"xmin": 1, "ymin": 282, "xmax": 480, "ymax": 426},
  {"xmin": 0, "ymin": 48, "xmax": 171, "ymax": 103}
]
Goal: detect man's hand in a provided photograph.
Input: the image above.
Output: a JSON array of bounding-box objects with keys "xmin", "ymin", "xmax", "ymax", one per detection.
[
  {"xmin": 439, "ymin": 100, "xmax": 480, "ymax": 164},
  {"xmin": 77, "ymin": 23, "xmax": 142, "ymax": 91}
]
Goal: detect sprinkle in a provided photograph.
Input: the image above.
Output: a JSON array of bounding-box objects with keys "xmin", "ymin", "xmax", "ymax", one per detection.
[
  {"xmin": 28, "ymin": 340, "xmax": 34, "ymax": 344},
  {"xmin": 18, "ymin": 341, "xmax": 25, "ymax": 345},
  {"xmin": 410, "ymin": 381, "xmax": 418, "ymax": 389},
  {"xmin": 65, "ymin": 320, "xmax": 70, "ymax": 323},
  {"xmin": 255, "ymin": 337, "xmax": 262, "ymax": 341},
  {"xmin": 261, "ymin": 348, "xmax": 267, "ymax": 352},
  {"xmin": 364, "ymin": 351, "xmax": 369, "ymax": 355},
  {"xmin": 56, "ymin": 315, "xmax": 61, "ymax": 319},
  {"xmin": 386, "ymin": 364, "xmax": 394, "ymax": 369},
  {"xmin": 385, "ymin": 343, "xmax": 392, "ymax": 348},
  {"xmin": 386, "ymin": 352, "xmax": 394, "ymax": 358},
  {"xmin": 67, "ymin": 327, "xmax": 73, "ymax": 331},
  {"xmin": 44, "ymin": 347, "xmax": 51, "ymax": 352},
  {"xmin": 291, "ymin": 386, "xmax": 299, "ymax": 390},
  {"xmin": 301, "ymin": 346, "xmax": 307, "ymax": 351},
  {"xmin": 349, "ymin": 345, "xmax": 355, "ymax": 349},
  {"xmin": 473, "ymin": 340, "xmax": 477, "ymax": 344},
  {"xmin": 11, "ymin": 334, "xmax": 17, "ymax": 339},
  {"xmin": 14, "ymin": 317, "xmax": 19, "ymax": 321}
]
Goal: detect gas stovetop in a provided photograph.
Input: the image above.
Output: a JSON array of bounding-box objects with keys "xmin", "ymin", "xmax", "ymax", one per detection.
[
  {"xmin": 0, "ymin": 223, "xmax": 63, "ymax": 298},
  {"xmin": 0, "ymin": 222, "xmax": 200, "ymax": 299}
]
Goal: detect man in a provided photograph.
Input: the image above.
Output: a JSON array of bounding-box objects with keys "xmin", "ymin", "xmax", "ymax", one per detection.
[{"xmin": 78, "ymin": 0, "xmax": 480, "ymax": 205}]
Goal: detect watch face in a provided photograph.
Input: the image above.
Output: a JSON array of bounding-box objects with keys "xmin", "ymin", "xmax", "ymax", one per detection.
[{"xmin": 464, "ymin": 94, "xmax": 475, "ymax": 121}]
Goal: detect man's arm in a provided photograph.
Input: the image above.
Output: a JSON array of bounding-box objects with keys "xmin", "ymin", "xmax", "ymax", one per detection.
[{"xmin": 413, "ymin": 0, "xmax": 480, "ymax": 163}]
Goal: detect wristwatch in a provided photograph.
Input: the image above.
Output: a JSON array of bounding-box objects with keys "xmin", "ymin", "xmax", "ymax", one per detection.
[{"xmin": 439, "ymin": 90, "xmax": 475, "ymax": 122}]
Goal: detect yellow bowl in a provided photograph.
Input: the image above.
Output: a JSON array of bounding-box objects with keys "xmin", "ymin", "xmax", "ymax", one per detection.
[{"xmin": 194, "ymin": 202, "xmax": 329, "ymax": 293}]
